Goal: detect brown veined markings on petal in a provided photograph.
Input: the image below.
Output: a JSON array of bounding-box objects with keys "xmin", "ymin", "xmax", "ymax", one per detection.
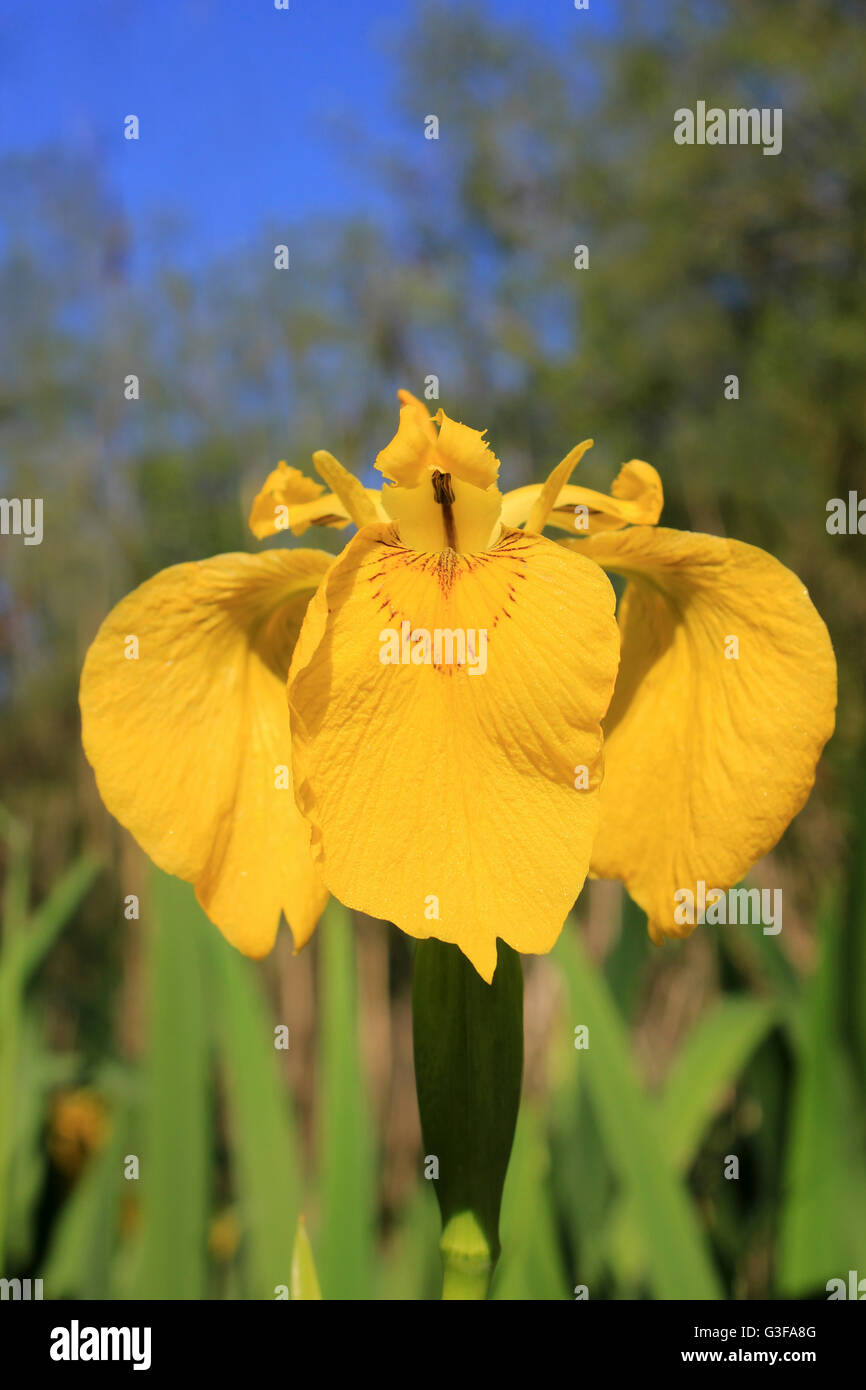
[
  {"xmin": 364, "ymin": 526, "xmax": 533, "ymax": 673},
  {"xmin": 349, "ymin": 528, "xmax": 573, "ymax": 789}
]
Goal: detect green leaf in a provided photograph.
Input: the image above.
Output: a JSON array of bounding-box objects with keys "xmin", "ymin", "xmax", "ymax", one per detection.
[
  {"xmin": 778, "ymin": 888, "xmax": 866, "ymax": 1293},
  {"xmin": 0, "ymin": 840, "xmax": 99, "ymax": 1263},
  {"xmin": 316, "ymin": 902, "xmax": 377, "ymax": 1300},
  {"xmin": 5, "ymin": 1014, "xmax": 54, "ymax": 1266},
  {"xmin": 16, "ymin": 855, "xmax": 102, "ymax": 981},
  {"xmin": 658, "ymin": 997, "xmax": 777, "ymax": 1170},
  {"xmin": 413, "ymin": 937, "xmax": 523, "ymax": 1296},
  {"xmin": 842, "ymin": 752, "xmax": 866, "ymax": 1085},
  {"xmin": 129, "ymin": 870, "xmax": 211, "ymax": 1299},
  {"xmin": 0, "ymin": 957, "xmax": 22, "ymax": 1262},
  {"xmin": 40, "ymin": 1106, "xmax": 128, "ymax": 1299},
  {"xmin": 291, "ymin": 1215, "xmax": 322, "ymax": 1300},
  {"xmin": 209, "ymin": 929, "xmax": 303, "ymax": 1300},
  {"xmin": 492, "ymin": 1105, "xmax": 568, "ymax": 1300},
  {"xmin": 379, "ymin": 1184, "xmax": 442, "ymax": 1302},
  {"xmin": 554, "ymin": 928, "xmax": 722, "ymax": 1300},
  {"xmin": 550, "ymin": 1085, "xmax": 613, "ymax": 1291},
  {"xmin": 606, "ymin": 997, "xmax": 777, "ymax": 1284},
  {"xmin": 0, "ymin": 805, "xmax": 31, "ymax": 937}
]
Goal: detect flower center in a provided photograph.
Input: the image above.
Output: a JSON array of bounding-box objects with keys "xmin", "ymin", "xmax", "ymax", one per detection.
[
  {"xmin": 432, "ymin": 470, "xmax": 459, "ymax": 550},
  {"xmin": 381, "ymin": 470, "xmax": 503, "ymax": 555}
]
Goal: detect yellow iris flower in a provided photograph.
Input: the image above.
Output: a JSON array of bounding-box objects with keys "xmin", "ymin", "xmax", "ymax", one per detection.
[{"xmin": 80, "ymin": 391, "xmax": 836, "ymax": 981}]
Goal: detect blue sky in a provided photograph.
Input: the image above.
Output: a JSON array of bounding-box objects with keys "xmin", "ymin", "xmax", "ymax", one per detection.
[{"xmin": 0, "ymin": 0, "xmax": 617, "ymax": 263}]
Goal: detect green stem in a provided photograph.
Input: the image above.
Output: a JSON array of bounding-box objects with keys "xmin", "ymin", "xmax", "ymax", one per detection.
[
  {"xmin": 412, "ymin": 939, "xmax": 523, "ymax": 1300},
  {"xmin": 440, "ymin": 1212, "xmax": 493, "ymax": 1300}
]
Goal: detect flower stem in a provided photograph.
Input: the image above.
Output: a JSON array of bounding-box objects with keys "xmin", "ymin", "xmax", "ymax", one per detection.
[
  {"xmin": 412, "ymin": 939, "xmax": 523, "ymax": 1300},
  {"xmin": 440, "ymin": 1212, "xmax": 493, "ymax": 1300}
]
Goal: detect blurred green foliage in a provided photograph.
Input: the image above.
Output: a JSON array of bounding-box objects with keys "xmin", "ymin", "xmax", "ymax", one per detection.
[{"xmin": 1, "ymin": 0, "xmax": 865, "ymax": 1298}]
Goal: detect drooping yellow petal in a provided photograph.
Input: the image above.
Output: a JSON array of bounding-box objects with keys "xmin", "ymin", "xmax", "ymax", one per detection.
[
  {"xmin": 525, "ymin": 439, "xmax": 594, "ymax": 534},
  {"xmin": 288, "ymin": 525, "xmax": 620, "ymax": 981},
  {"xmin": 80, "ymin": 550, "xmax": 332, "ymax": 956},
  {"xmin": 570, "ymin": 526, "xmax": 837, "ymax": 942},
  {"xmin": 249, "ymin": 462, "xmax": 351, "ymax": 539},
  {"xmin": 502, "ymin": 459, "xmax": 663, "ymax": 534},
  {"xmin": 280, "ymin": 492, "xmax": 352, "ymax": 534}
]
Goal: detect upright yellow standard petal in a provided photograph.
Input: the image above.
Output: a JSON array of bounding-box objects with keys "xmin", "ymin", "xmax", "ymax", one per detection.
[
  {"xmin": 433, "ymin": 411, "xmax": 500, "ymax": 490},
  {"xmin": 311, "ymin": 450, "xmax": 382, "ymax": 529},
  {"xmin": 376, "ymin": 398, "xmax": 501, "ymax": 491},
  {"xmin": 524, "ymin": 439, "xmax": 594, "ymax": 535},
  {"xmin": 80, "ymin": 550, "xmax": 332, "ymax": 956},
  {"xmin": 288, "ymin": 525, "xmax": 620, "ymax": 981},
  {"xmin": 571, "ymin": 526, "xmax": 837, "ymax": 942},
  {"xmin": 376, "ymin": 394, "xmax": 439, "ymax": 487}
]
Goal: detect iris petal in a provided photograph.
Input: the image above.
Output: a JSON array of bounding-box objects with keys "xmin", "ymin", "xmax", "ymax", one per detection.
[
  {"xmin": 249, "ymin": 462, "xmax": 352, "ymax": 539},
  {"xmin": 80, "ymin": 550, "xmax": 332, "ymax": 956},
  {"xmin": 376, "ymin": 395, "xmax": 501, "ymax": 491},
  {"xmin": 502, "ymin": 459, "xmax": 663, "ymax": 534},
  {"xmin": 288, "ymin": 524, "xmax": 620, "ymax": 980},
  {"xmin": 570, "ymin": 525, "xmax": 837, "ymax": 941},
  {"xmin": 525, "ymin": 439, "xmax": 594, "ymax": 534}
]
